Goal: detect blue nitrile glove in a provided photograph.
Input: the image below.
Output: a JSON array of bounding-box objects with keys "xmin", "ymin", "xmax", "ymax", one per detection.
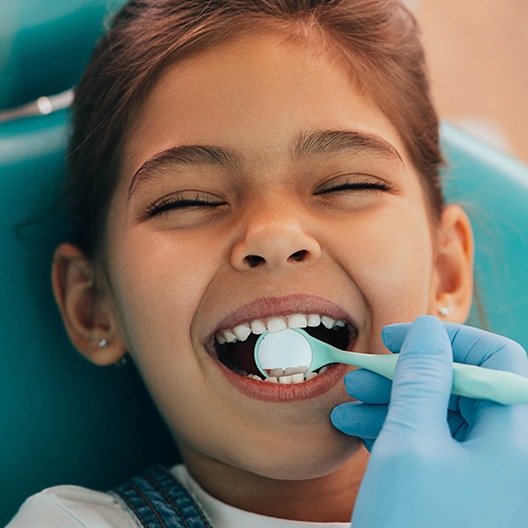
[
  {"xmin": 332, "ymin": 315, "xmax": 528, "ymax": 528},
  {"xmin": 330, "ymin": 318, "xmax": 517, "ymax": 450}
]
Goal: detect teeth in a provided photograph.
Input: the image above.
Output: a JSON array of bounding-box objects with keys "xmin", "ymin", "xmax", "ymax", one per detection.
[
  {"xmin": 232, "ymin": 323, "xmax": 251, "ymax": 342},
  {"xmin": 284, "ymin": 366, "xmax": 308, "ymax": 376},
  {"xmin": 216, "ymin": 313, "xmax": 347, "ymax": 344},
  {"xmin": 223, "ymin": 329, "xmax": 237, "ymax": 343},
  {"xmin": 250, "ymin": 320, "xmax": 267, "ymax": 335},
  {"xmin": 305, "ymin": 371, "xmax": 318, "ymax": 381},
  {"xmin": 246, "ymin": 368, "xmax": 325, "ymax": 384},
  {"xmin": 291, "ymin": 373, "xmax": 305, "ymax": 384},
  {"xmin": 307, "ymin": 314, "xmax": 321, "ymax": 327},
  {"xmin": 321, "ymin": 316, "xmax": 336, "ymax": 329},
  {"xmin": 267, "ymin": 316, "xmax": 288, "ymax": 333},
  {"xmin": 287, "ymin": 313, "xmax": 308, "ymax": 329}
]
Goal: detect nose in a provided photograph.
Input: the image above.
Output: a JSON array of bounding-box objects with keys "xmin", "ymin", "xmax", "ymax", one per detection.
[{"xmin": 230, "ymin": 203, "xmax": 322, "ymax": 271}]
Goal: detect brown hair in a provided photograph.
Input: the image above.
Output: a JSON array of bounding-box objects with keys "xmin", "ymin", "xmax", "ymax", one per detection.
[{"xmin": 68, "ymin": 0, "xmax": 444, "ymax": 259}]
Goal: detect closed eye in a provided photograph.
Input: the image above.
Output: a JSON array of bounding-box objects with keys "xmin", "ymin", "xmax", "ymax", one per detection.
[
  {"xmin": 145, "ymin": 193, "xmax": 227, "ymax": 218},
  {"xmin": 315, "ymin": 180, "xmax": 392, "ymax": 195}
]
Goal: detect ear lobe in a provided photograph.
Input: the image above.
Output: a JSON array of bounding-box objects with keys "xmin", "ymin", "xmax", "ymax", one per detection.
[
  {"xmin": 52, "ymin": 243, "xmax": 127, "ymax": 366},
  {"xmin": 429, "ymin": 205, "xmax": 474, "ymax": 322}
]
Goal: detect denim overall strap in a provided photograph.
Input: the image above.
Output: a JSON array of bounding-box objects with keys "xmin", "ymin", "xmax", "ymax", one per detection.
[{"xmin": 111, "ymin": 466, "xmax": 213, "ymax": 528}]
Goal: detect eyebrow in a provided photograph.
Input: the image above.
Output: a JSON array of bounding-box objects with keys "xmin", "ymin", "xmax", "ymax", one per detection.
[
  {"xmin": 128, "ymin": 145, "xmax": 238, "ymax": 198},
  {"xmin": 127, "ymin": 129, "xmax": 403, "ymax": 199},
  {"xmin": 292, "ymin": 129, "xmax": 404, "ymax": 164}
]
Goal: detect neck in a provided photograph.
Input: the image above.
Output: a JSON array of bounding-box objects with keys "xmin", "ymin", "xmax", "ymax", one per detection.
[{"xmin": 180, "ymin": 445, "xmax": 369, "ymax": 522}]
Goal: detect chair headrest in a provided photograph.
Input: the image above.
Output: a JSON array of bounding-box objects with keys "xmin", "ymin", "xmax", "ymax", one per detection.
[{"xmin": 0, "ymin": 0, "xmax": 125, "ymax": 110}]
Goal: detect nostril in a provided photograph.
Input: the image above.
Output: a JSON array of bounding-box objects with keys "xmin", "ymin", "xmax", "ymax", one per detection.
[
  {"xmin": 289, "ymin": 250, "xmax": 308, "ymax": 262},
  {"xmin": 245, "ymin": 255, "xmax": 266, "ymax": 268}
]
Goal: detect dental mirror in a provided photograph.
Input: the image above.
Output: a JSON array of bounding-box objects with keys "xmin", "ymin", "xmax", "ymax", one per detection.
[
  {"xmin": 253, "ymin": 329, "xmax": 312, "ymax": 374},
  {"xmin": 254, "ymin": 328, "xmax": 528, "ymax": 405}
]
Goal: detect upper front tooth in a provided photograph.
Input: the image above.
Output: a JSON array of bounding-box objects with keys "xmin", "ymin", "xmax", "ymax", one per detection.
[
  {"xmin": 321, "ymin": 315, "xmax": 337, "ymax": 329},
  {"xmin": 233, "ymin": 323, "xmax": 251, "ymax": 341},
  {"xmin": 250, "ymin": 319, "xmax": 267, "ymax": 335},
  {"xmin": 267, "ymin": 316, "xmax": 287, "ymax": 333},
  {"xmin": 287, "ymin": 313, "xmax": 308, "ymax": 329},
  {"xmin": 307, "ymin": 314, "xmax": 321, "ymax": 327}
]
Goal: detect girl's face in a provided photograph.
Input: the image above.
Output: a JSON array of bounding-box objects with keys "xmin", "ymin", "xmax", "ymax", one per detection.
[{"xmin": 99, "ymin": 31, "xmax": 470, "ymax": 481}]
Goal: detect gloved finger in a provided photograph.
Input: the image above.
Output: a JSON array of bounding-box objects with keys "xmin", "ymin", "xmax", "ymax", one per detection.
[
  {"xmin": 382, "ymin": 321, "xmax": 528, "ymax": 376},
  {"xmin": 330, "ymin": 401, "xmax": 387, "ymax": 451},
  {"xmin": 382, "ymin": 315, "xmax": 453, "ymax": 439},
  {"xmin": 445, "ymin": 323, "xmax": 528, "ymax": 375},
  {"xmin": 447, "ymin": 409, "xmax": 469, "ymax": 439},
  {"xmin": 343, "ymin": 368, "xmax": 392, "ymax": 404}
]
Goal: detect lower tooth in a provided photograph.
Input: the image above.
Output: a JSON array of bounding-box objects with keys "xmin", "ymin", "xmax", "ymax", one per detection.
[
  {"xmin": 291, "ymin": 373, "xmax": 304, "ymax": 384},
  {"xmin": 250, "ymin": 372, "xmax": 320, "ymax": 384},
  {"xmin": 284, "ymin": 366, "xmax": 308, "ymax": 376}
]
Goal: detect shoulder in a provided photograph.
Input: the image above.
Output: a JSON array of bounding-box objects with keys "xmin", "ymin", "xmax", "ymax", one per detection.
[{"xmin": 7, "ymin": 485, "xmax": 139, "ymax": 528}]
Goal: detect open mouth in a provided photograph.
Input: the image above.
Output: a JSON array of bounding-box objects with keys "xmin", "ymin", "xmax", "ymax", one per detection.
[{"xmin": 214, "ymin": 313, "xmax": 356, "ymax": 384}]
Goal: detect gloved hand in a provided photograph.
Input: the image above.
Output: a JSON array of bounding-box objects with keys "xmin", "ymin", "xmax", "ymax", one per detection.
[{"xmin": 331, "ymin": 315, "xmax": 528, "ymax": 527}]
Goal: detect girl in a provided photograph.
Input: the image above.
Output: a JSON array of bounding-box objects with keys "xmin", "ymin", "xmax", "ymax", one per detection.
[{"xmin": 9, "ymin": 0, "xmax": 528, "ymax": 526}]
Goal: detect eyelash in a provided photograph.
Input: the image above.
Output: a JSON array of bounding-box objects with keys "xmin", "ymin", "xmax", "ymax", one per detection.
[
  {"xmin": 145, "ymin": 194, "xmax": 226, "ymax": 217},
  {"xmin": 315, "ymin": 180, "xmax": 392, "ymax": 195}
]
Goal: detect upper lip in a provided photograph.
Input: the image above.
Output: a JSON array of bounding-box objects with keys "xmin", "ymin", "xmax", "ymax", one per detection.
[{"xmin": 206, "ymin": 294, "xmax": 358, "ymax": 348}]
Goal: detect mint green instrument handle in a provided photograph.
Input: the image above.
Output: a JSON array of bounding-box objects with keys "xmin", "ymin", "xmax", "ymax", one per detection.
[{"xmin": 306, "ymin": 331, "xmax": 528, "ymax": 405}]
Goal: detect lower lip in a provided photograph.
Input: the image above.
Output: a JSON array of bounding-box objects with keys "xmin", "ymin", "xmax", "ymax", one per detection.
[{"xmin": 213, "ymin": 358, "xmax": 349, "ymax": 403}]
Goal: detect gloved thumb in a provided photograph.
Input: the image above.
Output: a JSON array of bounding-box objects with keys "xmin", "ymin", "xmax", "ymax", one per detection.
[{"xmin": 380, "ymin": 315, "xmax": 453, "ymax": 441}]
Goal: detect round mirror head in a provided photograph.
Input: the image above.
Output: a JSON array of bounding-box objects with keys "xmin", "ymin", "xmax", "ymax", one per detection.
[{"xmin": 255, "ymin": 329, "xmax": 312, "ymax": 377}]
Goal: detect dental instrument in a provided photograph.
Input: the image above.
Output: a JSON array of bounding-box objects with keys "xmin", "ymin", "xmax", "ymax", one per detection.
[{"xmin": 254, "ymin": 328, "xmax": 528, "ymax": 404}]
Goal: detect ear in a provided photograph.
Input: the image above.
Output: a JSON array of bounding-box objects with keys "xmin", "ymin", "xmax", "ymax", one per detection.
[
  {"xmin": 51, "ymin": 243, "xmax": 128, "ymax": 366},
  {"xmin": 429, "ymin": 205, "xmax": 474, "ymax": 323}
]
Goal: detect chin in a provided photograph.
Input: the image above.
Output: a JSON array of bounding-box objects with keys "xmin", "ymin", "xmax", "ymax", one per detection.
[{"xmin": 231, "ymin": 426, "xmax": 363, "ymax": 481}]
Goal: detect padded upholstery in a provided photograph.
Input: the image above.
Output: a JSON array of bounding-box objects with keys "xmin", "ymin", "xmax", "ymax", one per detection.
[{"xmin": 0, "ymin": 0, "xmax": 126, "ymax": 110}]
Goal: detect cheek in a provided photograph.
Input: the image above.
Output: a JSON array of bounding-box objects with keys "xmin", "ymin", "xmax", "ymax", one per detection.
[
  {"xmin": 334, "ymin": 205, "xmax": 435, "ymax": 319},
  {"xmin": 106, "ymin": 229, "xmax": 221, "ymax": 363}
]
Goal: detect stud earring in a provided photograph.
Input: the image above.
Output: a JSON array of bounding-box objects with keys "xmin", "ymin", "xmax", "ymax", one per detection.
[
  {"xmin": 115, "ymin": 355, "xmax": 128, "ymax": 368},
  {"xmin": 438, "ymin": 307, "xmax": 450, "ymax": 317},
  {"xmin": 98, "ymin": 338, "xmax": 110, "ymax": 349}
]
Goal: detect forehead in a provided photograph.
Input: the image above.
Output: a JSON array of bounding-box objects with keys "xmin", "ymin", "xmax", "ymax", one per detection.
[{"xmin": 122, "ymin": 30, "xmax": 413, "ymax": 178}]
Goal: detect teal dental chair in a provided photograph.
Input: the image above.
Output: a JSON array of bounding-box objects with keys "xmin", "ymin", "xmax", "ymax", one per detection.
[
  {"xmin": 2, "ymin": 2, "xmax": 528, "ymax": 525},
  {"xmin": 0, "ymin": 0, "xmax": 126, "ymax": 115}
]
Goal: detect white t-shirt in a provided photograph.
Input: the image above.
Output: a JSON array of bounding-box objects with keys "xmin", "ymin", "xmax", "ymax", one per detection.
[{"xmin": 7, "ymin": 465, "xmax": 352, "ymax": 527}]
